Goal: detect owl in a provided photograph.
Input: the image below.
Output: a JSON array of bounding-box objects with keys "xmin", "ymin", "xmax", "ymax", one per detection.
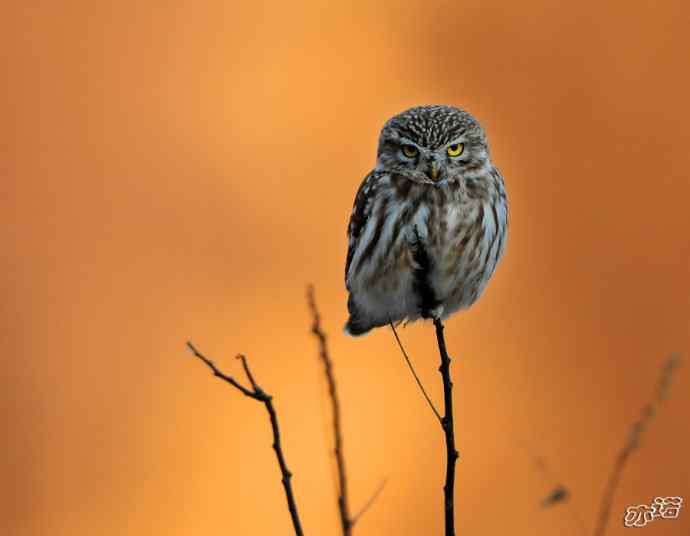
[{"xmin": 344, "ymin": 105, "xmax": 508, "ymax": 336}]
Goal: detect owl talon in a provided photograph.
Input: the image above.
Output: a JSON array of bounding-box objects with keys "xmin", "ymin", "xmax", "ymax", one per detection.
[
  {"xmin": 430, "ymin": 305, "xmax": 445, "ymax": 320},
  {"xmin": 420, "ymin": 305, "xmax": 444, "ymax": 320}
]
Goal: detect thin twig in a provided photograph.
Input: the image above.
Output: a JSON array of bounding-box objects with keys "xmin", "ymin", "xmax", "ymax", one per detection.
[
  {"xmin": 238, "ymin": 353, "xmax": 260, "ymax": 392},
  {"xmin": 187, "ymin": 342, "xmax": 258, "ymax": 399},
  {"xmin": 593, "ymin": 449, "xmax": 629, "ymax": 536},
  {"xmin": 307, "ymin": 287, "xmax": 352, "ymax": 536},
  {"xmin": 351, "ymin": 478, "xmax": 388, "ymax": 526},
  {"xmin": 390, "ymin": 322, "xmax": 442, "ymax": 422},
  {"xmin": 593, "ymin": 353, "xmax": 682, "ymax": 536},
  {"xmin": 186, "ymin": 341, "xmax": 305, "ymax": 536},
  {"xmin": 434, "ymin": 318, "xmax": 459, "ymax": 536}
]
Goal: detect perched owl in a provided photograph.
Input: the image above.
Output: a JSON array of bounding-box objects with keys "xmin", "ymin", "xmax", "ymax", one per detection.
[{"xmin": 344, "ymin": 105, "xmax": 508, "ymax": 336}]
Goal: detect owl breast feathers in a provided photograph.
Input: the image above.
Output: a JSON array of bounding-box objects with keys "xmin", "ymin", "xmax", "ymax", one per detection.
[{"xmin": 344, "ymin": 105, "xmax": 508, "ymax": 336}]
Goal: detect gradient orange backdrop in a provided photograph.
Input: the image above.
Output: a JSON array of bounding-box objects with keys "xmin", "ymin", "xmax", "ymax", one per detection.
[{"xmin": 4, "ymin": 1, "xmax": 690, "ymax": 535}]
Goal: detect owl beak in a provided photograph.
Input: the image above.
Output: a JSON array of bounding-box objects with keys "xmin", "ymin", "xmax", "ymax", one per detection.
[{"xmin": 428, "ymin": 162, "xmax": 440, "ymax": 182}]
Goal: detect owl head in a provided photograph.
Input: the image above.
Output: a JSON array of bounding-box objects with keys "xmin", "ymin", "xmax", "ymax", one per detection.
[{"xmin": 376, "ymin": 105, "xmax": 490, "ymax": 186}]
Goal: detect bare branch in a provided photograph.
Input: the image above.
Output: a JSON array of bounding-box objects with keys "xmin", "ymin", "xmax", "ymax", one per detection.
[
  {"xmin": 307, "ymin": 286, "xmax": 353, "ymax": 535},
  {"xmin": 390, "ymin": 322, "xmax": 442, "ymax": 422},
  {"xmin": 186, "ymin": 342, "xmax": 259, "ymax": 399},
  {"xmin": 434, "ymin": 318, "xmax": 459, "ymax": 536},
  {"xmin": 593, "ymin": 353, "xmax": 682, "ymax": 536},
  {"xmin": 186, "ymin": 341, "xmax": 305, "ymax": 536}
]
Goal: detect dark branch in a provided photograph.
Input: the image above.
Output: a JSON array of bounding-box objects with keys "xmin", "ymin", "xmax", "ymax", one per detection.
[
  {"xmin": 186, "ymin": 341, "xmax": 305, "ymax": 536},
  {"xmin": 434, "ymin": 318, "xmax": 459, "ymax": 536},
  {"xmin": 237, "ymin": 353, "xmax": 261, "ymax": 393},
  {"xmin": 593, "ymin": 353, "xmax": 682, "ymax": 536},
  {"xmin": 187, "ymin": 342, "xmax": 260, "ymax": 399}
]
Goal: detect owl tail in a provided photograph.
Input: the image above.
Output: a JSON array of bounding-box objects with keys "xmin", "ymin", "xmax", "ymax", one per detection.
[
  {"xmin": 344, "ymin": 294, "xmax": 373, "ymax": 337},
  {"xmin": 343, "ymin": 316, "xmax": 373, "ymax": 337}
]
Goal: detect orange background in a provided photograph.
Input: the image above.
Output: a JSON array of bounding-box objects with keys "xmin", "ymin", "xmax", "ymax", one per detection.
[{"xmin": 4, "ymin": 1, "xmax": 690, "ymax": 535}]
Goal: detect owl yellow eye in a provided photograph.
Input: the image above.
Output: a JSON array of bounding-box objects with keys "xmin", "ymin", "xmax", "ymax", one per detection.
[
  {"xmin": 447, "ymin": 143, "xmax": 464, "ymax": 157},
  {"xmin": 401, "ymin": 145, "xmax": 418, "ymax": 158}
]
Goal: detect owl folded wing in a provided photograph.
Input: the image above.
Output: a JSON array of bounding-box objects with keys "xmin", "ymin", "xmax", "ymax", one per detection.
[{"xmin": 345, "ymin": 170, "xmax": 384, "ymax": 289}]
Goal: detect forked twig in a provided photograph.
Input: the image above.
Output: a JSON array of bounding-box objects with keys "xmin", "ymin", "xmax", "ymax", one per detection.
[
  {"xmin": 593, "ymin": 353, "xmax": 682, "ymax": 536},
  {"xmin": 186, "ymin": 341, "xmax": 304, "ymax": 536}
]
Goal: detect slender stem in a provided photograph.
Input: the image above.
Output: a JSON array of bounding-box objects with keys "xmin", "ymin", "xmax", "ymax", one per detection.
[
  {"xmin": 593, "ymin": 449, "xmax": 630, "ymax": 536},
  {"xmin": 390, "ymin": 322, "xmax": 442, "ymax": 422},
  {"xmin": 187, "ymin": 342, "xmax": 258, "ymax": 399},
  {"xmin": 351, "ymin": 478, "xmax": 388, "ymax": 526},
  {"xmin": 186, "ymin": 341, "xmax": 305, "ymax": 536},
  {"xmin": 593, "ymin": 353, "xmax": 681, "ymax": 536},
  {"xmin": 264, "ymin": 395, "xmax": 303, "ymax": 536},
  {"xmin": 307, "ymin": 287, "xmax": 352, "ymax": 536},
  {"xmin": 434, "ymin": 319, "xmax": 459, "ymax": 536}
]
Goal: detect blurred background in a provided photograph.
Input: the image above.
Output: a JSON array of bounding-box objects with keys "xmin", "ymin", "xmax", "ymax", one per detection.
[{"xmin": 4, "ymin": 1, "xmax": 690, "ymax": 535}]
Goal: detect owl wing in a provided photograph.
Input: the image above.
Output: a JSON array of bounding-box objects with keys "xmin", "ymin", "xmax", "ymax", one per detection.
[{"xmin": 345, "ymin": 170, "xmax": 383, "ymax": 290}]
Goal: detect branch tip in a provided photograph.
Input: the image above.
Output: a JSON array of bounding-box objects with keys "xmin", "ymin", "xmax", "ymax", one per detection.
[
  {"xmin": 594, "ymin": 353, "xmax": 683, "ymax": 536},
  {"xmin": 185, "ymin": 340, "xmax": 304, "ymax": 536}
]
